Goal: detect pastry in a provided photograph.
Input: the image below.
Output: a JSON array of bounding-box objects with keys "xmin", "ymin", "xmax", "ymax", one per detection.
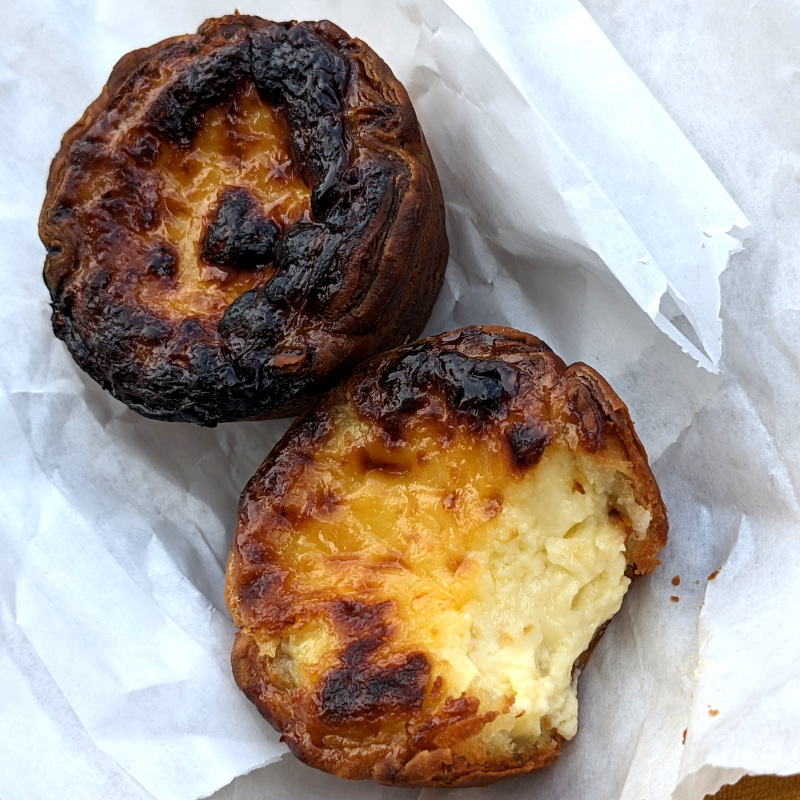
[
  {"xmin": 39, "ymin": 15, "xmax": 447, "ymax": 424},
  {"xmin": 225, "ymin": 325, "xmax": 668, "ymax": 786}
]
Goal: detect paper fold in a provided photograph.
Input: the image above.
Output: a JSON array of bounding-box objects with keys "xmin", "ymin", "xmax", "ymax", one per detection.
[{"xmin": 0, "ymin": 2, "xmax": 774, "ymax": 800}]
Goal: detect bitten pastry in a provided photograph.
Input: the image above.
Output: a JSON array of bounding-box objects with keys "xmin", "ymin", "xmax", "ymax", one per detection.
[
  {"xmin": 225, "ymin": 325, "xmax": 668, "ymax": 787},
  {"xmin": 39, "ymin": 14, "xmax": 447, "ymax": 424}
]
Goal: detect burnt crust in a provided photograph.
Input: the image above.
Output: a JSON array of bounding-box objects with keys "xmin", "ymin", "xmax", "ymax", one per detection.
[
  {"xmin": 225, "ymin": 326, "xmax": 668, "ymax": 786},
  {"xmin": 39, "ymin": 14, "xmax": 448, "ymax": 425}
]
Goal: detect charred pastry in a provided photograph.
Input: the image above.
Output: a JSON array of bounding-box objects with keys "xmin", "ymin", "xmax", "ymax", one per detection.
[
  {"xmin": 39, "ymin": 15, "xmax": 448, "ymax": 424},
  {"xmin": 200, "ymin": 187, "xmax": 280, "ymax": 270},
  {"xmin": 225, "ymin": 325, "xmax": 668, "ymax": 787}
]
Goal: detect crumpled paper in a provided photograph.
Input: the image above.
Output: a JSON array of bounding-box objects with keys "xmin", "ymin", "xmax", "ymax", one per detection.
[
  {"xmin": 579, "ymin": 0, "xmax": 800, "ymax": 797},
  {"xmin": 2, "ymin": 0, "xmax": 793, "ymax": 799}
]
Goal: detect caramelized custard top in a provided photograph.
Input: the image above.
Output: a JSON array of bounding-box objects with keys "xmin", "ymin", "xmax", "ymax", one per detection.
[
  {"xmin": 76, "ymin": 80, "xmax": 311, "ymax": 322},
  {"xmin": 146, "ymin": 82, "xmax": 310, "ymax": 317}
]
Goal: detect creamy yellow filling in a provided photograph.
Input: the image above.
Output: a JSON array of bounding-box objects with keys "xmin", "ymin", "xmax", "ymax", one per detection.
[
  {"xmin": 261, "ymin": 405, "xmax": 638, "ymax": 744},
  {"xmin": 76, "ymin": 79, "xmax": 310, "ymax": 320},
  {"xmin": 143, "ymin": 83, "xmax": 310, "ymax": 318}
]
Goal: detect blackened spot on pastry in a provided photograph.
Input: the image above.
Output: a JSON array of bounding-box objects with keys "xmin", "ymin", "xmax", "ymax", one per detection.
[
  {"xmin": 353, "ymin": 343, "xmax": 520, "ymax": 431},
  {"xmin": 49, "ymin": 205, "xmax": 72, "ymax": 225},
  {"xmin": 319, "ymin": 651, "xmax": 430, "ymax": 724},
  {"xmin": 177, "ymin": 318, "xmax": 205, "ymax": 339},
  {"xmin": 147, "ymin": 43, "xmax": 249, "ymax": 146},
  {"xmin": 139, "ymin": 318, "xmax": 171, "ymax": 343},
  {"xmin": 147, "ymin": 241, "xmax": 177, "ymax": 277},
  {"xmin": 250, "ymin": 25, "xmax": 348, "ymax": 213},
  {"xmin": 83, "ymin": 268, "xmax": 112, "ymax": 310},
  {"xmin": 320, "ymin": 600, "xmax": 431, "ymax": 721},
  {"xmin": 126, "ymin": 132, "xmax": 161, "ymax": 165},
  {"xmin": 200, "ymin": 187, "xmax": 279, "ymax": 269},
  {"xmin": 324, "ymin": 163, "xmax": 391, "ymax": 234},
  {"xmin": 436, "ymin": 353, "xmax": 517, "ymax": 416},
  {"xmin": 219, "ymin": 288, "xmax": 283, "ymax": 358},
  {"xmin": 96, "ymin": 162, "xmax": 160, "ymax": 230},
  {"xmin": 507, "ymin": 422, "xmax": 551, "ymax": 470},
  {"xmin": 238, "ymin": 566, "xmax": 297, "ymax": 630},
  {"xmin": 267, "ymin": 221, "xmax": 341, "ymax": 310},
  {"xmin": 373, "ymin": 351, "xmax": 428, "ymax": 416},
  {"xmin": 68, "ymin": 139, "xmax": 102, "ymax": 172},
  {"xmin": 217, "ymin": 287, "xmax": 317, "ymax": 418}
]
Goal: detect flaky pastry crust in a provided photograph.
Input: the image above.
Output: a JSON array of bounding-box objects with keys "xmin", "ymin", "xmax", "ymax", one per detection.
[
  {"xmin": 225, "ymin": 326, "xmax": 668, "ymax": 787},
  {"xmin": 39, "ymin": 15, "xmax": 447, "ymax": 424}
]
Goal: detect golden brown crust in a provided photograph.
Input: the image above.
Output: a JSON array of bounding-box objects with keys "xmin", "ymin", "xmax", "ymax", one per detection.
[
  {"xmin": 39, "ymin": 15, "xmax": 448, "ymax": 425},
  {"xmin": 225, "ymin": 325, "xmax": 668, "ymax": 786},
  {"xmin": 560, "ymin": 361, "xmax": 668, "ymax": 573}
]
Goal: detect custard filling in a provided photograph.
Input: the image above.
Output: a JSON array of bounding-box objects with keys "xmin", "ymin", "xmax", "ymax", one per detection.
[
  {"xmin": 75, "ymin": 80, "xmax": 311, "ymax": 321},
  {"xmin": 249, "ymin": 402, "xmax": 645, "ymax": 747},
  {"xmin": 143, "ymin": 82, "xmax": 310, "ymax": 318}
]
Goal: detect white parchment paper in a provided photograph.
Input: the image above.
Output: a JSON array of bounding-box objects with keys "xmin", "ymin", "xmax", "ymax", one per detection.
[{"xmin": 1, "ymin": 1, "xmax": 796, "ymax": 799}]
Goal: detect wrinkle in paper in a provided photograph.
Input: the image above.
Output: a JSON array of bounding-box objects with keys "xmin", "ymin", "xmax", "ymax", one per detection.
[{"xmin": 0, "ymin": 1, "xmax": 765, "ymax": 800}]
